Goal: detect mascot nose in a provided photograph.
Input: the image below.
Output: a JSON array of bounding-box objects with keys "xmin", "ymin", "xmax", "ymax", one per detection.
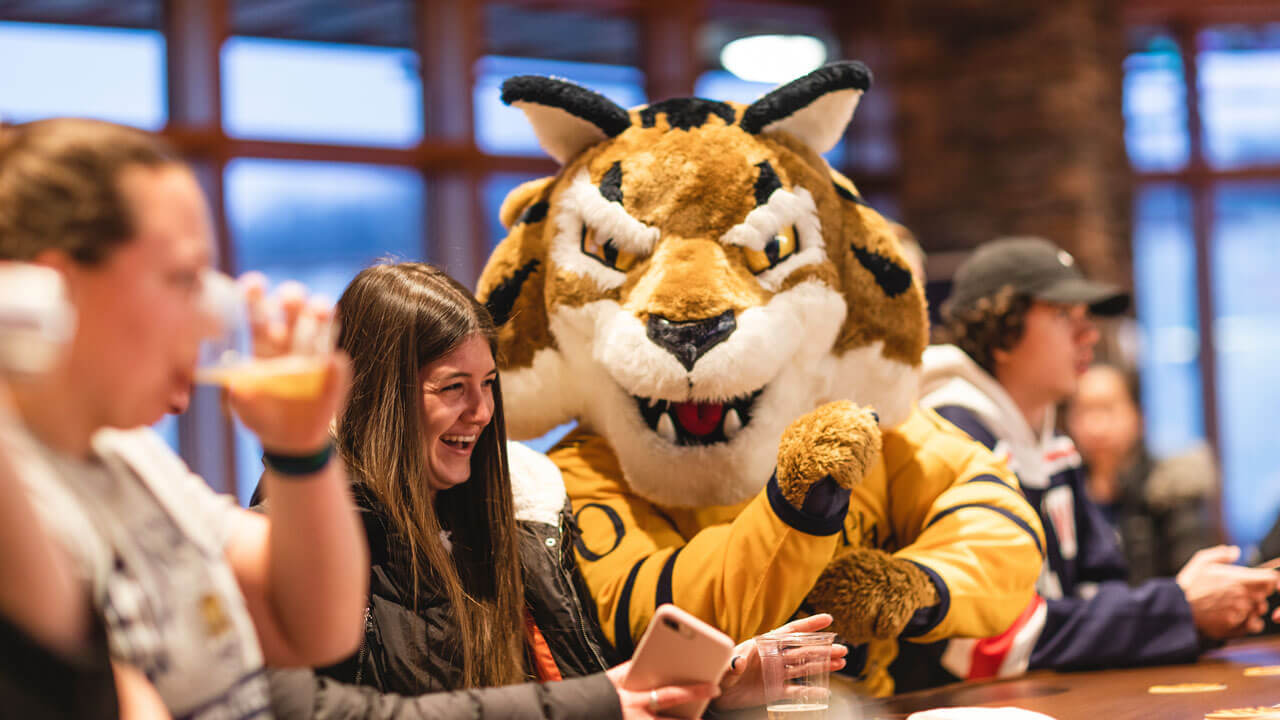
[{"xmin": 645, "ymin": 310, "xmax": 736, "ymax": 372}]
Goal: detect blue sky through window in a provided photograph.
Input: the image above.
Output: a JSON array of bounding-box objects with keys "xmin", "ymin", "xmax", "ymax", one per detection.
[
  {"xmin": 224, "ymin": 159, "xmax": 427, "ymax": 502},
  {"xmin": 0, "ymin": 21, "xmax": 165, "ymax": 128},
  {"xmin": 1131, "ymin": 185, "xmax": 1203, "ymax": 462},
  {"xmin": 1211, "ymin": 182, "xmax": 1280, "ymax": 547},
  {"xmin": 1198, "ymin": 25, "xmax": 1280, "ymax": 169},
  {"xmin": 222, "ymin": 36, "xmax": 422, "ymax": 147},
  {"xmin": 1123, "ymin": 34, "xmax": 1189, "ymax": 172}
]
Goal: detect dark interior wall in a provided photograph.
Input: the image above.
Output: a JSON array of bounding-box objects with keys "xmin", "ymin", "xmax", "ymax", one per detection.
[{"xmin": 888, "ymin": 0, "xmax": 1133, "ymax": 288}]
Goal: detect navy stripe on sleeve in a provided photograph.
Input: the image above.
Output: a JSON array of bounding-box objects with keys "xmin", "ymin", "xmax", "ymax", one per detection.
[
  {"xmin": 899, "ymin": 561, "xmax": 951, "ymax": 639},
  {"xmin": 926, "ymin": 502, "xmax": 1045, "ymax": 557},
  {"xmin": 766, "ymin": 473, "xmax": 849, "ymax": 536},
  {"xmin": 613, "ymin": 559, "xmax": 646, "ymax": 657},
  {"xmin": 964, "ymin": 473, "xmax": 1020, "ymax": 494},
  {"xmin": 934, "ymin": 405, "xmax": 999, "ymax": 450},
  {"xmin": 655, "ymin": 547, "xmax": 683, "ymax": 608}
]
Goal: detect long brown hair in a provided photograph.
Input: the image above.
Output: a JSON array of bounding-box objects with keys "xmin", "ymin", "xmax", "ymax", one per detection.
[{"xmin": 335, "ymin": 262, "xmax": 527, "ymax": 688}]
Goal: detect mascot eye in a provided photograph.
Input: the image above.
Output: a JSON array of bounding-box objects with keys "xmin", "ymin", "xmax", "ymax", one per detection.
[
  {"xmin": 581, "ymin": 226, "xmax": 639, "ymax": 272},
  {"xmin": 744, "ymin": 225, "xmax": 798, "ymax": 274}
]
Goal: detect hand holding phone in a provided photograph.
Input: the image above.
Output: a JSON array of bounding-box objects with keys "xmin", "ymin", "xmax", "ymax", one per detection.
[{"xmin": 622, "ymin": 604, "xmax": 735, "ymax": 719}]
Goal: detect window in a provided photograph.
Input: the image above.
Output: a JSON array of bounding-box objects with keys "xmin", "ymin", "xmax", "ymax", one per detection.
[
  {"xmin": 1198, "ymin": 24, "xmax": 1280, "ymax": 169},
  {"xmin": 225, "ymin": 159, "xmax": 427, "ymax": 297},
  {"xmin": 1131, "ymin": 185, "xmax": 1202, "ymax": 458},
  {"xmin": 1212, "ymin": 182, "xmax": 1280, "ymax": 544},
  {"xmin": 0, "ymin": 21, "xmax": 165, "ymax": 128},
  {"xmin": 224, "ymin": 159, "xmax": 427, "ymax": 502},
  {"xmin": 222, "ymin": 37, "xmax": 423, "ymax": 147},
  {"xmin": 0, "ymin": 2, "xmax": 908, "ymax": 503},
  {"xmin": 1123, "ymin": 28, "xmax": 1189, "ymax": 172},
  {"xmin": 1125, "ymin": 18, "xmax": 1280, "ymax": 548}
]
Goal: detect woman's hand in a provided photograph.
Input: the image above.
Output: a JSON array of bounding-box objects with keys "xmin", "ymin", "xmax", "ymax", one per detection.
[
  {"xmin": 606, "ymin": 661, "xmax": 720, "ymax": 720},
  {"xmin": 712, "ymin": 613, "xmax": 848, "ymax": 711}
]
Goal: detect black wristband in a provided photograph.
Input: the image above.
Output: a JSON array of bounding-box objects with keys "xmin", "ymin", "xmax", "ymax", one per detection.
[{"xmin": 262, "ymin": 442, "xmax": 333, "ymax": 478}]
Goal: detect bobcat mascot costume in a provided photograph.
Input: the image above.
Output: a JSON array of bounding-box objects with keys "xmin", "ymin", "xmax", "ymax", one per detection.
[{"xmin": 476, "ymin": 61, "xmax": 1044, "ymax": 696}]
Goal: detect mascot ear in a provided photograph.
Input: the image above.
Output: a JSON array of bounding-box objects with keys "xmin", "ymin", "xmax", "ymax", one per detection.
[
  {"xmin": 740, "ymin": 61, "xmax": 871, "ymax": 155},
  {"xmin": 501, "ymin": 76, "xmax": 632, "ymax": 164}
]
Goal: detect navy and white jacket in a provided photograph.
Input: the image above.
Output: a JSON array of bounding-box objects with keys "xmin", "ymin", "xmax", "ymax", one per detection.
[{"xmin": 891, "ymin": 345, "xmax": 1201, "ymax": 691}]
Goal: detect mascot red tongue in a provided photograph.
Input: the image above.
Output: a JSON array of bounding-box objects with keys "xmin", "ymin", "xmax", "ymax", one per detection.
[
  {"xmin": 674, "ymin": 402, "xmax": 722, "ymax": 436},
  {"xmin": 475, "ymin": 61, "xmax": 1045, "ymax": 696}
]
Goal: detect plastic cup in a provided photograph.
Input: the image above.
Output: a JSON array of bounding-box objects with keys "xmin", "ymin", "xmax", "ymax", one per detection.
[
  {"xmin": 756, "ymin": 631, "xmax": 836, "ymax": 720},
  {"xmin": 193, "ymin": 271, "xmax": 333, "ymax": 399}
]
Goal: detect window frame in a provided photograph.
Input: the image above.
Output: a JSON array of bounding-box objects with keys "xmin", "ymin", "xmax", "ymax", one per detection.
[
  {"xmin": 1126, "ymin": 2, "xmax": 1280, "ymax": 542},
  {"xmin": 1, "ymin": 0, "xmax": 899, "ymax": 499}
]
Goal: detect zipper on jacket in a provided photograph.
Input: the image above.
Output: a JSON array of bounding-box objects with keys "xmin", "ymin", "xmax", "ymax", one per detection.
[
  {"xmin": 354, "ymin": 605, "xmax": 373, "ymax": 685},
  {"xmin": 559, "ymin": 514, "xmax": 609, "ymax": 670}
]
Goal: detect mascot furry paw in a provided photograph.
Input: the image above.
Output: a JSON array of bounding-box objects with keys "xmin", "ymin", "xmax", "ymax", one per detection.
[
  {"xmin": 776, "ymin": 400, "xmax": 881, "ymax": 504},
  {"xmin": 476, "ymin": 61, "xmax": 1045, "ymax": 696},
  {"xmin": 809, "ymin": 548, "xmax": 938, "ymax": 644}
]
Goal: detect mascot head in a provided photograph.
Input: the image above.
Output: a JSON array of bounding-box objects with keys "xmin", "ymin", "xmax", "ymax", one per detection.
[{"xmin": 477, "ymin": 62, "xmax": 927, "ymax": 508}]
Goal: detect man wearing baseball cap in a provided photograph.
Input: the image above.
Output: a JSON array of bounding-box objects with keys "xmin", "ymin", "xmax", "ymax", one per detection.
[{"xmin": 891, "ymin": 236, "xmax": 1280, "ymax": 690}]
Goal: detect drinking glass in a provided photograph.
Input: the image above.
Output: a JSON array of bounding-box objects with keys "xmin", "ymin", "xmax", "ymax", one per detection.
[
  {"xmin": 755, "ymin": 631, "xmax": 836, "ymax": 720},
  {"xmin": 194, "ymin": 270, "xmax": 334, "ymax": 399}
]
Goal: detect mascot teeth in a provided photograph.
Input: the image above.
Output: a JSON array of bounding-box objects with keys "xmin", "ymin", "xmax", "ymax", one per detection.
[
  {"xmin": 633, "ymin": 390, "xmax": 761, "ymax": 447},
  {"xmin": 656, "ymin": 413, "xmax": 677, "ymax": 443},
  {"xmin": 723, "ymin": 408, "xmax": 743, "ymax": 439}
]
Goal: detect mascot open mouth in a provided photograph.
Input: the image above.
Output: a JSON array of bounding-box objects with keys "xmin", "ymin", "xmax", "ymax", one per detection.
[{"xmin": 634, "ymin": 389, "xmax": 763, "ymax": 446}]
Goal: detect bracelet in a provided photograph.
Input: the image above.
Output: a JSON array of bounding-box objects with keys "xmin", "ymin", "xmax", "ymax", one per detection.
[{"xmin": 262, "ymin": 442, "xmax": 333, "ymax": 478}]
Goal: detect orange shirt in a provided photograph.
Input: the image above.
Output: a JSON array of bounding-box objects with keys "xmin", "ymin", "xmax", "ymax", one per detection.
[{"xmin": 524, "ymin": 608, "xmax": 563, "ymax": 682}]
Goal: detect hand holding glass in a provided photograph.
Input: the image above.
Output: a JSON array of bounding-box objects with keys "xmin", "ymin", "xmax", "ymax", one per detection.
[
  {"xmin": 755, "ymin": 632, "xmax": 836, "ymax": 720},
  {"xmin": 194, "ymin": 271, "xmax": 335, "ymax": 399}
]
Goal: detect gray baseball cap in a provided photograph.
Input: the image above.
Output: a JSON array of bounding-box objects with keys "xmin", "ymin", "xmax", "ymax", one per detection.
[{"xmin": 945, "ymin": 236, "xmax": 1129, "ymax": 316}]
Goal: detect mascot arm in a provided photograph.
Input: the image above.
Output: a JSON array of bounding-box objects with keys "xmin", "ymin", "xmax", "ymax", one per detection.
[
  {"xmin": 888, "ymin": 415, "xmax": 1046, "ymax": 644},
  {"xmin": 562, "ymin": 402, "xmax": 881, "ymax": 651},
  {"xmin": 563, "ymin": 461, "xmax": 845, "ymax": 652}
]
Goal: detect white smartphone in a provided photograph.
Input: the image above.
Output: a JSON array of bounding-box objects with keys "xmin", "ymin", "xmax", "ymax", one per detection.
[{"xmin": 623, "ymin": 604, "xmax": 736, "ymax": 719}]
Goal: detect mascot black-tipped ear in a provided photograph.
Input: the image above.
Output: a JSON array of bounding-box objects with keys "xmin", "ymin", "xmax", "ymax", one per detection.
[
  {"xmin": 740, "ymin": 61, "xmax": 872, "ymax": 155},
  {"xmin": 501, "ymin": 76, "xmax": 632, "ymax": 164}
]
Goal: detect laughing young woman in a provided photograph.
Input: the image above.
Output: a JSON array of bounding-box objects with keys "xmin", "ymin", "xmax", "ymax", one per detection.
[{"xmin": 265, "ymin": 262, "xmax": 845, "ymax": 720}]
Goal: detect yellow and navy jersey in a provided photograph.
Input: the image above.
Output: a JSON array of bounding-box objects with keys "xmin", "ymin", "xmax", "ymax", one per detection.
[{"xmin": 552, "ymin": 406, "xmax": 1045, "ymax": 696}]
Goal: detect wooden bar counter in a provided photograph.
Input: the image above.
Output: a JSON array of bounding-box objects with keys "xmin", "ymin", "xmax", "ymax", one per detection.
[{"xmin": 856, "ymin": 636, "xmax": 1280, "ymax": 719}]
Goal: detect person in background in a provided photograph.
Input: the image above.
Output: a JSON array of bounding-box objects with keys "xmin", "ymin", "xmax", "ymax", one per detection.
[
  {"xmin": 1067, "ymin": 363, "xmax": 1217, "ymax": 583},
  {"xmin": 262, "ymin": 262, "xmax": 847, "ymax": 720},
  {"xmin": 0, "ymin": 117, "xmax": 368, "ymax": 720},
  {"xmin": 892, "ymin": 236, "xmax": 1280, "ymax": 691}
]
